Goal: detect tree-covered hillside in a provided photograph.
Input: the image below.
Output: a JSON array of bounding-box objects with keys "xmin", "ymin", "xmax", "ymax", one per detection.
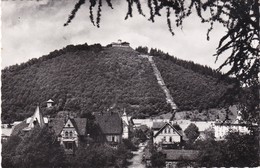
[
  {"xmin": 154, "ymin": 56, "xmax": 228, "ymax": 111},
  {"xmin": 2, "ymin": 43, "xmax": 230, "ymax": 123},
  {"xmin": 136, "ymin": 46, "xmax": 230, "ymax": 111},
  {"xmin": 2, "ymin": 44, "xmax": 170, "ymax": 123}
]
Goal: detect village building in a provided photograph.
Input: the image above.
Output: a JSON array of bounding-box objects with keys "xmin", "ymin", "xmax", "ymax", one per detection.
[
  {"xmin": 48, "ymin": 117, "xmax": 87, "ymax": 154},
  {"xmin": 132, "ymin": 118, "xmax": 171, "ymax": 129},
  {"xmin": 144, "ymin": 149, "xmax": 199, "ymax": 168},
  {"xmin": 152, "ymin": 122, "xmax": 183, "ymax": 148},
  {"xmin": 46, "ymin": 99, "xmax": 54, "ymax": 108},
  {"xmin": 175, "ymin": 120, "xmax": 215, "ymax": 133},
  {"xmin": 11, "ymin": 105, "xmax": 48, "ymax": 136},
  {"xmin": 214, "ymin": 111, "xmax": 254, "ymax": 140},
  {"xmin": 94, "ymin": 112, "xmax": 123, "ymax": 146},
  {"xmin": 110, "ymin": 39, "xmax": 130, "ymax": 47}
]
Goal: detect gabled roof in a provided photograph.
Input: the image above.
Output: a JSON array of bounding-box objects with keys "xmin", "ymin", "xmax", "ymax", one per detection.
[
  {"xmin": 27, "ymin": 105, "xmax": 45, "ymax": 129},
  {"xmin": 152, "ymin": 122, "xmax": 166, "ymax": 130},
  {"xmin": 153, "ymin": 122, "xmax": 182, "ymax": 137},
  {"xmin": 12, "ymin": 106, "xmax": 45, "ymax": 135},
  {"xmin": 72, "ymin": 118, "xmax": 87, "ymax": 135},
  {"xmin": 94, "ymin": 112, "xmax": 122, "ymax": 135},
  {"xmin": 48, "ymin": 118, "xmax": 87, "ymax": 136},
  {"xmin": 47, "ymin": 99, "xmax": 54, "ymax": 103},
  {"xmin": 48, "ymin": 118, "xmax": 65, "ymax": 136}
]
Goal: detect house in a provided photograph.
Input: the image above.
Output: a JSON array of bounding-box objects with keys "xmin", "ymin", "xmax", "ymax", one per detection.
[
  {"xmin": 144, "ymin": 149, "xmax": 199, "ymax": 168},
  {"xmin": 152, "ymin": 122, "xmax": 183, "ymax": 148},
  {"xmin": 46, "ymin": 99, "xmax": 54, "ymax": 108},
  {"xmin": 11, "ymin": 105, "xmax": 48, "ymax": 135},
  {"xmin": 132, "ymin": 118, "xmax": 170, "ymax": 129},
  {"xmin": 214, "ymin": 110, "xmax": 256, "ymax": 140},
  {"xmin": 1, "ymin": 121, "xmax": 22, "ymax": 141},
  {"xmin": 94, "ymin": 112, "xmax": 123, "ymax": 146},
  {"xmin": 175, "ymin": 120, "xmax": 215, "ymax": 132},
  {"xmin": 48, "ymin": 117, "xmax": 87, "ymax": 154},
  {"xmin": 110, "ymin": 39, "xmax": 130, "ymax": 47}
]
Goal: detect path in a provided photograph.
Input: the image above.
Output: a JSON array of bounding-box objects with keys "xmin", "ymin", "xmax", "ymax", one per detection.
[
  {"xmin": 140, "ymin": 54, "xmax": 177, "ymax": 111},
  {"xmin": 128, "ymin": 143, "xmax": 146, "ymax": 168}
]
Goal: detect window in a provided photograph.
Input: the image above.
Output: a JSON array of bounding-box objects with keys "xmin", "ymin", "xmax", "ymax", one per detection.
[
  {"xmin": 69, "ymin": 131, "xmax": 73, "ymax": 137},
  {"xmin": 112, "ymin": 136, "xmax": 115, "ymax": 142},
  {"xmin": 68, "ymin": 124, "xmax": 71, "ymax": 127},
  {"xmin": 164, "ymin": 128, "xmax": 167, "ymax": 134},
  {"xmin": 169, "ymin": 137, "xmax": 172, "ymax": 142},
  {"xmin": 163, "ymin": 136, "xmax": 166, "ymax": 141},
  {"xmin": 168, "ymin": 128, "xmax": 171, "ymax": 133},
  {"xmin": 65, "ymin": 131, "xmax": 68, "ymax": 137}
]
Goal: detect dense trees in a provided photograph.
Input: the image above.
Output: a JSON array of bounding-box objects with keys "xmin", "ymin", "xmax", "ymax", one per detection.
[
  {"xmin": 184, "ymin": 123, "xmax": 200, "ymax": 144},
  {"xmin": 154, "ymin": 52, "xmax": 229, "ymax": 110},
  {"xmin": 2, "ymin": 44, "xmax": 228, "ymax": 123},
  {"xmin": 2, "ymin": 126, "xmax": 134, "ymax": 168},
  {"xmin": 195, "ymin": 132, "xmax": 258, "ymax": 167},
  {"xmin": 150, "ymin": 150, "xmax": 166, "ymax": 168},
  {"xmin": 2, "ymin": 126, "xmax": 66, "ymax": 168}
]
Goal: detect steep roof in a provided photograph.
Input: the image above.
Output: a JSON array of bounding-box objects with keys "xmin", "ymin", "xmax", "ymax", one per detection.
[
  {"xmin": 11, "ymin": 106, "xmax": 46, "ymax": 135},
  {"xmin": 47, "ymin": 99, "xmax": 54, "ymax": 103},
  {"xmin": 48, "ymin": 118, "xmax": 65, "ymax": 136},
  {"xmin": 94, "ymin": 112, "xmax": 122, "ymax": 135},
  {"xmin": 153, "ymin": 122, "xmax": 182, "ymax": 137},
  {"xmin": 48, "ymin": 118, "xmax": 87, "ymax": 136},
  {"xmin": 72, "ymin": 118, "xmax": 87, "ymax": 135},
  {"xmin": 27, "ymin": 105, "xmax": 45, "ymax": 129},
  {"xmin": 152, "ymin": 122, "xmax": 167, "ymax": 130}
]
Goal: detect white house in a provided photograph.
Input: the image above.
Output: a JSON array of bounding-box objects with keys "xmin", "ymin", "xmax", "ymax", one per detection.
[
  {"xmin": 152, "ymin": 122, "xmax": 183, "ymax": 145},
  {"xmin": 214, "ymin": 111, "xmax": 253, "ymax": 140},
  {"xmin": 46, "ymin": 99, "xmax": 54, "ymax": 108}
]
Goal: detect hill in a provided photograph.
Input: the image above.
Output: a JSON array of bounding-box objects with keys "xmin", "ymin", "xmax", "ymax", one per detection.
[{"xmin": 2, "ymin": 43, "xmax": 230, "ymax": 123}]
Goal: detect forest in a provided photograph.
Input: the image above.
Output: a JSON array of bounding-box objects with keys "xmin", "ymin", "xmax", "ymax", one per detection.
[{"xmin": 2, "ymin": 44, "xmax": 231, "ymax": 123}]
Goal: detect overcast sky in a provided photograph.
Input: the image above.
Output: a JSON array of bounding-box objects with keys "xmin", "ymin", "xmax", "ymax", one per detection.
[{"xmin": 2, "ymin": 0, "xmax": 229, "ymax": 71}]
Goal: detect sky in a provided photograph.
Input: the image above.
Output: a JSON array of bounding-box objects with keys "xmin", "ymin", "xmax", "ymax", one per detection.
[{"xmin": 1, "ymin": 0, "xmax": 229, "ymax": 72}]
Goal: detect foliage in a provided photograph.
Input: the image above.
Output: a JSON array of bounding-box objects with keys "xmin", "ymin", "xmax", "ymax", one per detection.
[
  {"xmin": 69, "ymin": 143, "xmax": 131, "ymax": 168},
  {"xmin": 1, "ymin": 44, "xmax": 229, "ymax": 123},
  {"xmin": 153, "ymin": 52, "xmax": 229, "ymax": 110},
  {"xmin": 2, "ymin": 46, "xmax": 170, "ymax": 122},
  {"xmin": 184, "ymin": 123, "xmax": 200, "ymax": 143},
  {"xmin": 136, "ymin": 46, "xmax": 149, "ymax": 54},
  {"xmin": 2, "ymin": 126, "xmax": 66, "ymax": 168},
  {"xmin": 196, "ymin": 132, "xmax": 258, "ymax": 167},
  {"xmin": 2, "ymin": 135, "xmax": 22, "ymax": 168},
  {"xmin": 133, "ymin": 128, "xmax": 148, "ymax": 143},
  {"xmin": 150, "ymin": 150, "xmax": 166, "ymax": 168},
  {"xmin": 122, "ymin": 139, "xmax": 138, "ymax": 151}
]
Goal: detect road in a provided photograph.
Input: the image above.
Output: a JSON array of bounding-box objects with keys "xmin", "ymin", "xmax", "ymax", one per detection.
[{"xmin": 128, "ymin": 143, "xmax": 146, "ymax": 168}]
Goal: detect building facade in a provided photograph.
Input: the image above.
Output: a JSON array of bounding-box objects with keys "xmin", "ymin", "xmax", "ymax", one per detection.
[{"xmin": 152, "ymin": 122, "xmax": 183, "ymax": 146}]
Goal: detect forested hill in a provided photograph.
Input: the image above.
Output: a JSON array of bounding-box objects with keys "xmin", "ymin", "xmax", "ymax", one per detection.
[{"xmin": 2, "ymin": 43, "xmax": 229, "ymax": 123}]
